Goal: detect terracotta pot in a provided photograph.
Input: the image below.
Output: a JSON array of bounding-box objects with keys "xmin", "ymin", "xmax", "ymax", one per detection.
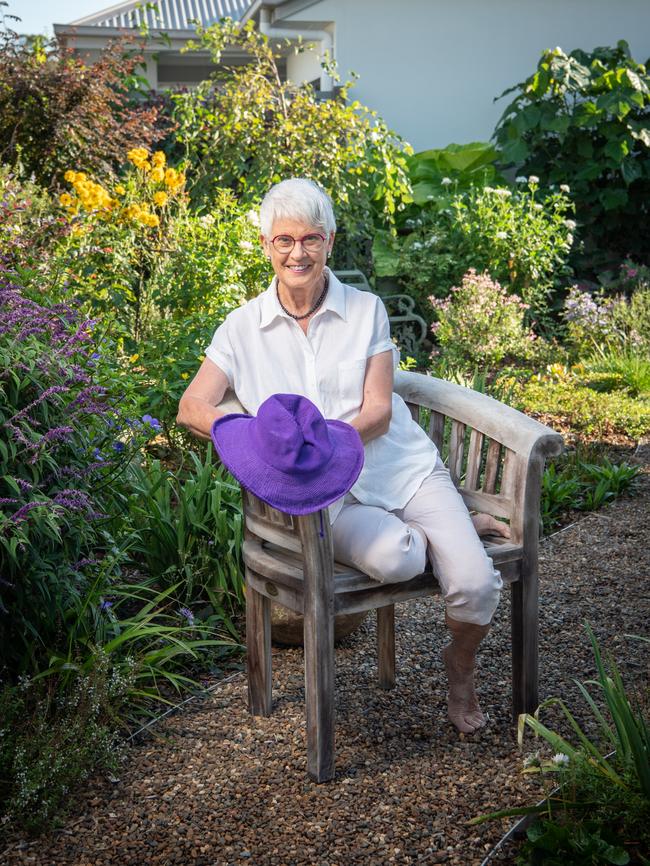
[{"xmin": 270, "ymin": 603, "xmax": 368, "ymax": 646}]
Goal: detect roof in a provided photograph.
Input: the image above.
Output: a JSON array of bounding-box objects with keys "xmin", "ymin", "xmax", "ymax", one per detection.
[{"xmin": 69, "ymin": 0, "xmax": 252, "ymax": 30}]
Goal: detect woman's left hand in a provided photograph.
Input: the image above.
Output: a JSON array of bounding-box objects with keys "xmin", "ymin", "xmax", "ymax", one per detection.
[{"xmin": 471, "ymin": 513, "xmax": 511, "ymax": 539}]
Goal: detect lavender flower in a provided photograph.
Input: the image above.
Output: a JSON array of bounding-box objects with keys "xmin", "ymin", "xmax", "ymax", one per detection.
[
  {"xmin": 142, "ymin": 414, "xmax": 162, "ymax": 431},
  {"xmin": 179, "ymin": 606, "xmax": 195, "ymax": 626}
]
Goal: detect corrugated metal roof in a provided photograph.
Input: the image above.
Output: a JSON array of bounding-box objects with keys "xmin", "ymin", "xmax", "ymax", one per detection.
[{"xmin": 70, "ymin": 0, "xmax": 252, "ymax": 30}]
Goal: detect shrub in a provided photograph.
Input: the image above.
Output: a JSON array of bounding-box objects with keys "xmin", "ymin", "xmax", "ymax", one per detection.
[
  {"xmin": 374, "ymin": 178, "xmax": 574, "ymax": 326},
  {"xmin": 53, "ymin": 155, "xmax": 267, "ymax": 420},
  {"xmin": 512, "ymin": 367, "xmax": 650, "ymax": 441},
  {"xmin": 54, "ymin": 147, "xmax": 190, "ymax": 341},
  {"xmin": 0, "ymin": 166, "xmax": 69, "ymax": 269},
  {"xmin": 493, "ymin": 41, "xmax": 650, "ymax": 272},
  {"xmin": 0, "ymin": 26, "xmax": 168, "ymax": 188},
  {"xmin": 171, "ymin": 19, "xmax": 413, "ymax": 258},
  {"xmin": 563, "ymin": 275, "xmax": 650, "ymax": 358},
  {"xmin": 0, "ymin": 657, "xmax": 130, "ymax": 835},
  {"xmin": 430, "ymin": 269, "xmax": 537, "ymax": 368},
  {"xmin": 0, "ymin": 266, "xmax": 150, "ymax": 676}
]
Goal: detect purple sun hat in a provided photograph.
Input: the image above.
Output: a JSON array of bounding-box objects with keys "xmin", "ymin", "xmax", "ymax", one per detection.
[{"xmin": 210, "ymin": 394, "xmax": 364, "ymax": 515}]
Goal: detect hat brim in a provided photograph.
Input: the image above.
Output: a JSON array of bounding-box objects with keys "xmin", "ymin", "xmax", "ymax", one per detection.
[{"xmin": 211, "ymin": 413, "xmax": 364, "ymax": 515}]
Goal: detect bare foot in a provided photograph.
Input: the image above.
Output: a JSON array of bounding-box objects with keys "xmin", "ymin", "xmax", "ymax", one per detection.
[
  {"xmin": 471, "ymin": 513, "xmax": 511, "ymax": 539},
  {"xmin": 442, "ymin": 644, "xmax": 487, "ymax": 734}
]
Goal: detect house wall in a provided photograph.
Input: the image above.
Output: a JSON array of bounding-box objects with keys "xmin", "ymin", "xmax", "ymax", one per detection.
[{"xmin": 281, "ymin": 0, "xmax": 650, "ymax": 151}]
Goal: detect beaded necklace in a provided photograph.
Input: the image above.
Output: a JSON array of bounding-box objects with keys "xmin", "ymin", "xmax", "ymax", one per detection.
[{"xmin": 276, "ymin": 273, "xmax": 329, "ymax": 321}]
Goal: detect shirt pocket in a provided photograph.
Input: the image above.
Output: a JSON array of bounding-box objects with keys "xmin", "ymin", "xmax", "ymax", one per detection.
[{"xmin": 336, "ymin": 357, "xmax": 367, "ymax": 415}]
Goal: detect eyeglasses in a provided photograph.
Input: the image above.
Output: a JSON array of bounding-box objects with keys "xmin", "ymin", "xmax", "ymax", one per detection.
[{"xmin": 270, "ymin": 233, "xmax": 326, "ymax": 254}]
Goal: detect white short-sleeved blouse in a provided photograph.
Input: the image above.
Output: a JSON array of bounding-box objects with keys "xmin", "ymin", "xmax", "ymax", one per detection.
[{"xmin": 204, "ymin": 269, "xmax": 438, "ymax": 521}]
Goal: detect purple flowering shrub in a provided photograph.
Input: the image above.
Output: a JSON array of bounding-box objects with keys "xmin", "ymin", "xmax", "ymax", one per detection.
[
  {"xmin": 563, "ymin": 264, "xmax": 650, "ymax": 358},
  {"xmin": 0, "ymin": 265, "xmax": 152, "ymax": 675},
  {"xmin": 430, "ymin": 269, "xmax": 538, "ymax": 369}
]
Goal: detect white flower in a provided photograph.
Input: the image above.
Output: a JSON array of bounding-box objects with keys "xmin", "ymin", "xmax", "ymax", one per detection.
[
  {"xmin": 528, "ymin": 175, "xmax": 540, "ymax": 184},
  {"xmin": 552, "ymin": 753, "xmax": 570, "ymax": 766},
  {"xmin": 239, "ymin": 240, "xmax": 254, "ymax": 251},
  {"xmin": 246, "ymin": 208, "xmax": 260, "ymax": 227},
  {"xmin": 523, "ymin": 752, "xmax": 540, "ymax": 768},
  {"xmin": 566, "ymin": 233, "xmax": 574, "ymax": 246},
  {"xmin": 534, "ymin": 203, "xmax": 543, "ymax": 210},
  {"xmin": 427, "ymin": 194, "xmax": 435, "ymax": 200},
  {"xmin": 516, "ymin": 176, "xmax": 528, "ymax": 184},
  {"xmin": 412, "ymin": 242, "xmax": 423, "ymax": 250},
  {"xmin": 560, "ymin": 184, "xmax": 571, "ymax": 193},
  {"xmin": 493, "ymin": 188, "xmax": 512, "ymax": 197},
  {"xmin": 496, "ymin": 231, "xmax": 508, "ymax": 240},
  {"xmin": 441, "ymin": 177, "xmax": 452, "ymax": 186},
  {"xmin": 199, "ymin": 214, "xmax": 215, "ymax": 227},
  {"xmin": 565, "ymin": 219, "xmax": 576, "ymax": 230},
  {"xmin": 425, "ymin": 234, "xmax": 439, "ymax": 246}
]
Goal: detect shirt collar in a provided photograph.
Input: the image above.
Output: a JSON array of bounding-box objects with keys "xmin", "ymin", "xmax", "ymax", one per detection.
[{"xmin": 259, "ymin": 267, "xmax": 347, "ymax": 329}]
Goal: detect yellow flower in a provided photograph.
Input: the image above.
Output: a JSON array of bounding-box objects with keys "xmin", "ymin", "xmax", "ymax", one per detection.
[
  {"xmin": 125, "ymin": 204, "xmax": 142, "ymax": 220},
  {"xmin": 164, "ymin": 168, "xmax": 178, "ymax": 187},
  {"xmin": 59, "ymin": 193, "xmax": 73, "ymax": 207},
  {"xmin": 139, "ymin": 212, "xmax": 159, "ymax": 227},
  {"xmin": 152, "ymin": 151, "xmax": 166, "ymax": 167},
  {"xmin": 181, "ymin": 372, "xmax": 189, "ymax": 380},
  {"xmin": 115, "ymin": 185, "xmax": 126, "ymax": 196},
  {"xmin": 150, "ymin": 167, "xmax": 165, "ymax": 183},
  {"xmin": 129, "ymin": 353, "xmax": 140, "ymax": 363},
  {"xmin": 127, "ymin": 147, "xmax": 150, "ymax": 169},
  {"xmin": 64, "ymin": 170, "xmax": 76, "ymax": 182},
  {"xmin": 153, "ymin": 191, "xmax": 168, "ymax": 207}
]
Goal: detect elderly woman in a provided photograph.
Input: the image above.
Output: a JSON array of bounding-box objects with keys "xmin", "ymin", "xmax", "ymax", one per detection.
[{"xmin": 177, "ymin": 178, "xmax": 505, "ymax": 734}]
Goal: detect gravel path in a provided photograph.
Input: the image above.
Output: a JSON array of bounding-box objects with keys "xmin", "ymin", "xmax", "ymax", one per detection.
[{"xmin": 4, "ymin": 452, "xmax": 649, "ymax": 866}]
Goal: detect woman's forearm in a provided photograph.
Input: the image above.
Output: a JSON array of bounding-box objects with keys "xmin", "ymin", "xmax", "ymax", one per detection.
[
  {"xmin": 176, "ymin": 395, "xmax": 228, "ymax": 440},
  {"xmin": 349, "ymin": 402, "xmax": 392, "ymax": 445}
]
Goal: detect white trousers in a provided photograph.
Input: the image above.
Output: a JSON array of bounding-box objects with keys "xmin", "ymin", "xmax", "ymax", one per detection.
[{"xmin": 331, "ymin": 456, "xmax": 503, "ymax": 626}]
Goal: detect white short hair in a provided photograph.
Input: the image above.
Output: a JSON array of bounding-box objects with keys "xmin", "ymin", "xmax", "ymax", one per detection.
[{"xmin": 259, "ymin": 178, "xmax": 336, "ymax": 237}]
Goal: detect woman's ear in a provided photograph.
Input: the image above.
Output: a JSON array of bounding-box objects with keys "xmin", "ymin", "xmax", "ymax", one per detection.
[
  {"xmin": 260, "ymin": 233, "xmax": 270, "ymax": 258},
  {"xmin": 328, "ymin": 232, "xmax": 336, "ymax": 256}
]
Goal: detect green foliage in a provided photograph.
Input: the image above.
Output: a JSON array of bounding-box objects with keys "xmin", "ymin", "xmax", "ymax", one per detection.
[
  {"xmin": 0, "ymin": 659, "xmax": 129, "ymax": 835},
  {"xmin": 512, "ymin": 368, "xmax": 650, "ymax": 440},
  {"xmin": 516, "ymin": 819, "xmax": 630, "ymax": 865},
  {"xmin": 493, "ymin": 41, "xmax": 650, "ymax": 272},
  {"xmin": 171, "ymin": 19, "xmax": 413, "ymax": 250},
  {"xmin": 406, "ymin": 141, "xmax": 503, "ymax": 207},
  {"xmin": 125, "ymin": 448, "xmax": 244, "ymax": 629},
  {"xmin": 0, "ymin": 273, "xmax": 149, "ymax": 675},
  {"xmin": 0, "ymin": 26, "xmax": 167, "ymax": 187},
  {"xmin": 540, "ymin": 451, "xmax": 639, "ymax": 533},
  {"xmin": 563, "ymin": 274, "xmax": 650, "ymax": 360},
  {"xmin": 430, "ymin": 269, "xmax": 537, "ymax": 368},
  {"xmin": 584, "ymin": 348, "xmax": 650, "ymax": 399},
  {"xmin": 375, "ymin": 177, "xmax": 573, "ymax": 324},
  {"xmin": 472, "ymin": 626, "xmax": 649, "ymax": 863}
]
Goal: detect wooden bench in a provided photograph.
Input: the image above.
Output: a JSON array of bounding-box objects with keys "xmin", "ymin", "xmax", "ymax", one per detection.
[{"xmin": 221, "ymin": 370, "xmax": 563, "ymax": 782}]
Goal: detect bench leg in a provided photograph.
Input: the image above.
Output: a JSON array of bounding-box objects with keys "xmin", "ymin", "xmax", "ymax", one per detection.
[
  {"xmin": 510, "ymin": 572, "xmax": 539, "ymax": 722},
  {"xmin": 246, "ymin": 574, "xmax": 272, "ymax": 716},
  {"xmin": 303, "ymin": 599, "xmax": 335, "ymax": 782},
  {"xmin": 377, "ymin": 604, "xmax": 396, "ymax": 689}
]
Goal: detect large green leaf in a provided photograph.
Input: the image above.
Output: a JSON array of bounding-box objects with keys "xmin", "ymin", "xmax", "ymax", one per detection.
[{"xmin": 371, "ymin": 232, "xmax": 400, "ymax": 277}]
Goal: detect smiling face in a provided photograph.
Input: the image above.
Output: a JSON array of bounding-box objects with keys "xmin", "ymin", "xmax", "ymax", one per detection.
[{"xmin": 262, "ymin": 217, "xmax": 335, "ymax": 301}]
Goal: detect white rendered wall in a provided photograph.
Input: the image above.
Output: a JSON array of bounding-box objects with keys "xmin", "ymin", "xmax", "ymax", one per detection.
[{"xmin": 282, "ymin": 0, "xmax": 650, "ymax": 151}]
